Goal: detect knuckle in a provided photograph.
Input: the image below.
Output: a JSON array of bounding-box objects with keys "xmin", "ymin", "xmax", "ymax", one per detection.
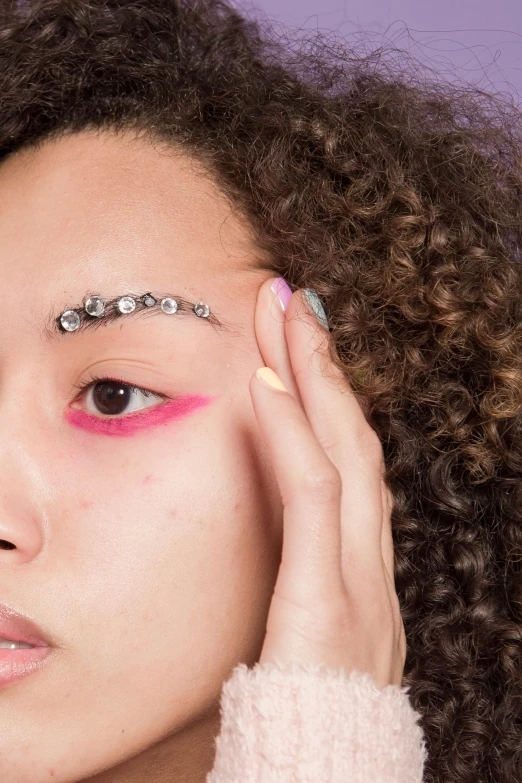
[
  {"xmin": 300, "ymin": 463, "xmax": 342, "ymax": 502},
  {"xmin": 358, "ymin": 426, "xmax": 384, "ymax": 465},
  {"xmin": 348, "ymin": 585, "xmax": 399, "ymax": 631},
  {"xmin": 327, "ymin": 598, "xmax": 352, "ymax": 631},
  {"xmin": 299, "ymin": 598, "xmax": 351, "ymax": 640},
  {"xmin": 316, "ymin": 432, "xmax": 342, "ymax": 456},
  {"xmin": 383, "ymin": 483, "xmax": 395, "ymax": 514}
]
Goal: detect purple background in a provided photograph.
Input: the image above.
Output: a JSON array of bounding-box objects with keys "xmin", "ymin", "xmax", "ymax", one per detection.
[{"xmin": 234, "ymin": 0, "xmax": 522, "ymax": 101}]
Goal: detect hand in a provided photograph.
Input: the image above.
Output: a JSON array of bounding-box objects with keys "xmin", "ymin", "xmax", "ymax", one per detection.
[{"xmin": 249, "ymin": 278, "xmax": 407, "ymax": 689}]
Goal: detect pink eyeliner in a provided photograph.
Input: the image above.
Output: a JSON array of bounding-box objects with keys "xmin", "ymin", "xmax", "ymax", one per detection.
[{"xmin": 65, "ymin": 394, "xmax": 218, "ymax": 437}]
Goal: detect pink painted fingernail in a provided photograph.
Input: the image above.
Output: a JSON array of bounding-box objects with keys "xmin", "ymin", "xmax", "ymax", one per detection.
[{"xmin": 270, "ymin": 277, "xmax": 293, "ymax": 312}]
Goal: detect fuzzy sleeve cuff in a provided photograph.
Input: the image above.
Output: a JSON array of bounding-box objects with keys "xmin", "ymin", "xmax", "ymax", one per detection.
[{"xmin": 206, "ymin": 661, "xmax": 428, "ymax": 783}]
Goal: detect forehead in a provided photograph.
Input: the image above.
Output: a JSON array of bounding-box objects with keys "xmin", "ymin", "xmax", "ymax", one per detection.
[{"xmin": 0, "ymin": 130, "xmax": 262, "ymax": 325}]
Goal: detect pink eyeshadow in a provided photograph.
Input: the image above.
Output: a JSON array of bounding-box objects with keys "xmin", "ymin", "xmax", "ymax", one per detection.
[{"xmin": 65, "ymin": 394, "xmax": 218, "ymax": 437}]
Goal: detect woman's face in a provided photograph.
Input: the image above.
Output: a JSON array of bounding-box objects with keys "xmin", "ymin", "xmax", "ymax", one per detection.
[{"xmin": 0, "ymin": 130, "xmax": 283, "ymax": 782}]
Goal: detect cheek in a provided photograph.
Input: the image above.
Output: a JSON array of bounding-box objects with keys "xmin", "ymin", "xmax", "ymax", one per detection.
[
  {"xmin": 1, "ymin": 409, "xmax": 283, "ymax": 780},
  {"xmin": 53, "ymin": 418, "xmax": 282, "ymax": 721},
  {"xmin": 54, "ymin": 411, "xmax": 281, "ymax": 625}
]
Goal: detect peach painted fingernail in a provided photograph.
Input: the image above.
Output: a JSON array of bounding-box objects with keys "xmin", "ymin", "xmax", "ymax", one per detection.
[
  {"xmin": 271, "ymin": 277, "xmax": 293, "ymax": 312},
  {"xmin": 255, "ymin": 367, "xmax": 287, "ymax": 391}
]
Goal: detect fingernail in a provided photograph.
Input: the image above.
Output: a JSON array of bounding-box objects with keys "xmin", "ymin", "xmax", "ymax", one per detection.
[
  {"xmin": 255, "ymin": 367, "xmax": 287, "ymax": 391},
  {"xmin": 301, "ymin": 289, "xmax": 329, "ymax": 329},
  {"xmin": 270, "ymin": 277, "xmax": 293, "ymax": 312}
]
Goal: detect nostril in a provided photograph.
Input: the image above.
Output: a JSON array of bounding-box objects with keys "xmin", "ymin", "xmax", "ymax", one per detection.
[{"xmin": 0, "ymin": 540, "xmax": 16, "ymax": 550}]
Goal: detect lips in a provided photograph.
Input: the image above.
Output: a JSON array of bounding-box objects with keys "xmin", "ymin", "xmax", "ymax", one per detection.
[
  {"xmin": 0, "ymin": 602, "xmax": 50, "ymax": 648},
  {"xmin": 0, "ymin": 603, "xmax": 52, "ymax": 689}
]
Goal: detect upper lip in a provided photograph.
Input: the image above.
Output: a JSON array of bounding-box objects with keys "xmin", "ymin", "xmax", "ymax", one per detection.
[{"xmin": 0, "ymin": 603, "xmax": 50, "ymax": 647}]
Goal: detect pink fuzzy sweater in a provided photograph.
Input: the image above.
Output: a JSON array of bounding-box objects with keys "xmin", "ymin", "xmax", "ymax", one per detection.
[{"xmin": 207, "ymin": 662, "xmax": 428, "ymax": 782}]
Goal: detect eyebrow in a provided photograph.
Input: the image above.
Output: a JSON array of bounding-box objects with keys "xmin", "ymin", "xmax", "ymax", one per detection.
[{"xmin": 42, "ymin": 291, "xmax": 237, "ymax": 343}]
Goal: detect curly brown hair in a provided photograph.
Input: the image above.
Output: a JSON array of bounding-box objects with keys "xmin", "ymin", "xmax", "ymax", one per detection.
[{"xmin": 0, "ymin": 0, "xmax": 521, "ymax": 780}]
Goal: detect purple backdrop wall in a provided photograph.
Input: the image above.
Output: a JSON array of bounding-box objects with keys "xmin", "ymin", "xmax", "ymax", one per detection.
[{"xmin": 234, "ymin": 0, "xmax": 522, "ymax": 100}]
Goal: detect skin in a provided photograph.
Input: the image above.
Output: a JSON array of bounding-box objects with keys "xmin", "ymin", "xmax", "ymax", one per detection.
[
  {"xmin": 0, "ymin": 127, "xmax": 406, "ymax": 782},
  {"xmin": 0, "ymin": 129, "xmax": 284, "ymax": 783}
]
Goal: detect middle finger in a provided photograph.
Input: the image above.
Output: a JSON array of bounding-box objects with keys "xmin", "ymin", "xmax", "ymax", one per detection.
[{"xmin": 284, "ymin": 290, "xmax": 388, "ymax": 585}]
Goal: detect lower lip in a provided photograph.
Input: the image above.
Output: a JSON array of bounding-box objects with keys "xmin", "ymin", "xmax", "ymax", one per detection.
[{"xmin": 0, "ymin": 646, "xmax": 51, "ymax": 688}]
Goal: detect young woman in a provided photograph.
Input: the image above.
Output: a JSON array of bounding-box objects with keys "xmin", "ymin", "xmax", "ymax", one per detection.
[{"xmin": 0, "ymin": 1, "xmax": 519, "ymax": 781}]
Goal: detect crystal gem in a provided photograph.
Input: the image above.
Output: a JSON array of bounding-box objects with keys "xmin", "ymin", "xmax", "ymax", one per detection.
[
  {"xmin": 117, "ymin": 296, "xmax": 136, "ymax": 314},
  {"xmin": 194, "ymin": 301, "xmax": 210, "ymax": 318},
  {"xmin": 84, "ymin": 296, "xmax": 105, "ymax": 317},
  {"xmin": 60, "ymin": 310, "xmax": 81, "ymax": 332},
  {"xmin": 142, "ymin": 294, "xmax": 157, "ymax": 307},
  {"xmin": 160, "ymin": 297, "xmax": 178, "ymax": 314}
]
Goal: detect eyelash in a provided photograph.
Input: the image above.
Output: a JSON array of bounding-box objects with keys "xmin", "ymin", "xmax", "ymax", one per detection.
[{"xmin": 72, "ymin": 373, "xmax": 165, "ymax": 402}]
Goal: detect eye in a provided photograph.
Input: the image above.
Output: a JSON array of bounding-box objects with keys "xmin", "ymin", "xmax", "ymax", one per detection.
[{"xmin": 75, "ymin": 376, "xmax": 165, "ymax": 418}]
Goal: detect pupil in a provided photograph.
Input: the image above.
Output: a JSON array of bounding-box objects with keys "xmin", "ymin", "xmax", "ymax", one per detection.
[{"xmin": 93, "ymin": 381, "xmax": 131, "ymax": 416}]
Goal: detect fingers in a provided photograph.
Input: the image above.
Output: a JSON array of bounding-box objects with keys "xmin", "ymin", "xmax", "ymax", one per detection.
[
  {"xmin": 249, "ymin": 367, "xmax": 345, "ymax": 606},
  {"xmin": 380, "ymin": 482, "xmax": 397, "ymax": 589},
  {"xmin": 253, "ymin": 278, "xmax": 303, "ymax": 405},
  {"xmin": 283, "ymin": 290, "xmax": 390, "ymax": 586},
  {"xmin": 252, "ymin": 278, "xmax": 396, "ymax": 599},
  {"xmin": 251, "ymin": 279, "xmax": 404, "ymax": 686}
]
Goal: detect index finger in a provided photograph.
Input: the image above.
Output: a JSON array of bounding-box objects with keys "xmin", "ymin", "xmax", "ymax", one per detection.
[{"xmin": 249, "ymin": 366, "xmax": 345, "ymax": 606}]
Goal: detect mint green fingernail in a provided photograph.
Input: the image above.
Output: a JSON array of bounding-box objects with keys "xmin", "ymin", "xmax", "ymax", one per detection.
[{"xmin": 302, "ymin": 289, "xmax": 329, "ymax": 329}]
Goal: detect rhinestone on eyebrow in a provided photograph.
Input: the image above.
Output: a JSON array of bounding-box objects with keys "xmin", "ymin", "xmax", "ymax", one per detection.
[{"xmin": 58, "ymin": 293, "xmax": 212, "ymax": 333}]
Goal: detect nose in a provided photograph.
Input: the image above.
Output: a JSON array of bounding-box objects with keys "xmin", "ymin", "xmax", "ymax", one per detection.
[
  {"xmin": 0, "ymin": 415, "xmax": 48, "ymax": 565},
  {"xmin": 0, "ymin": 499, "xmax": 46, "ymax": 564},
  {"xmin": 0, "ymin": 476, "xmax": 47, "ymax": 564}
]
